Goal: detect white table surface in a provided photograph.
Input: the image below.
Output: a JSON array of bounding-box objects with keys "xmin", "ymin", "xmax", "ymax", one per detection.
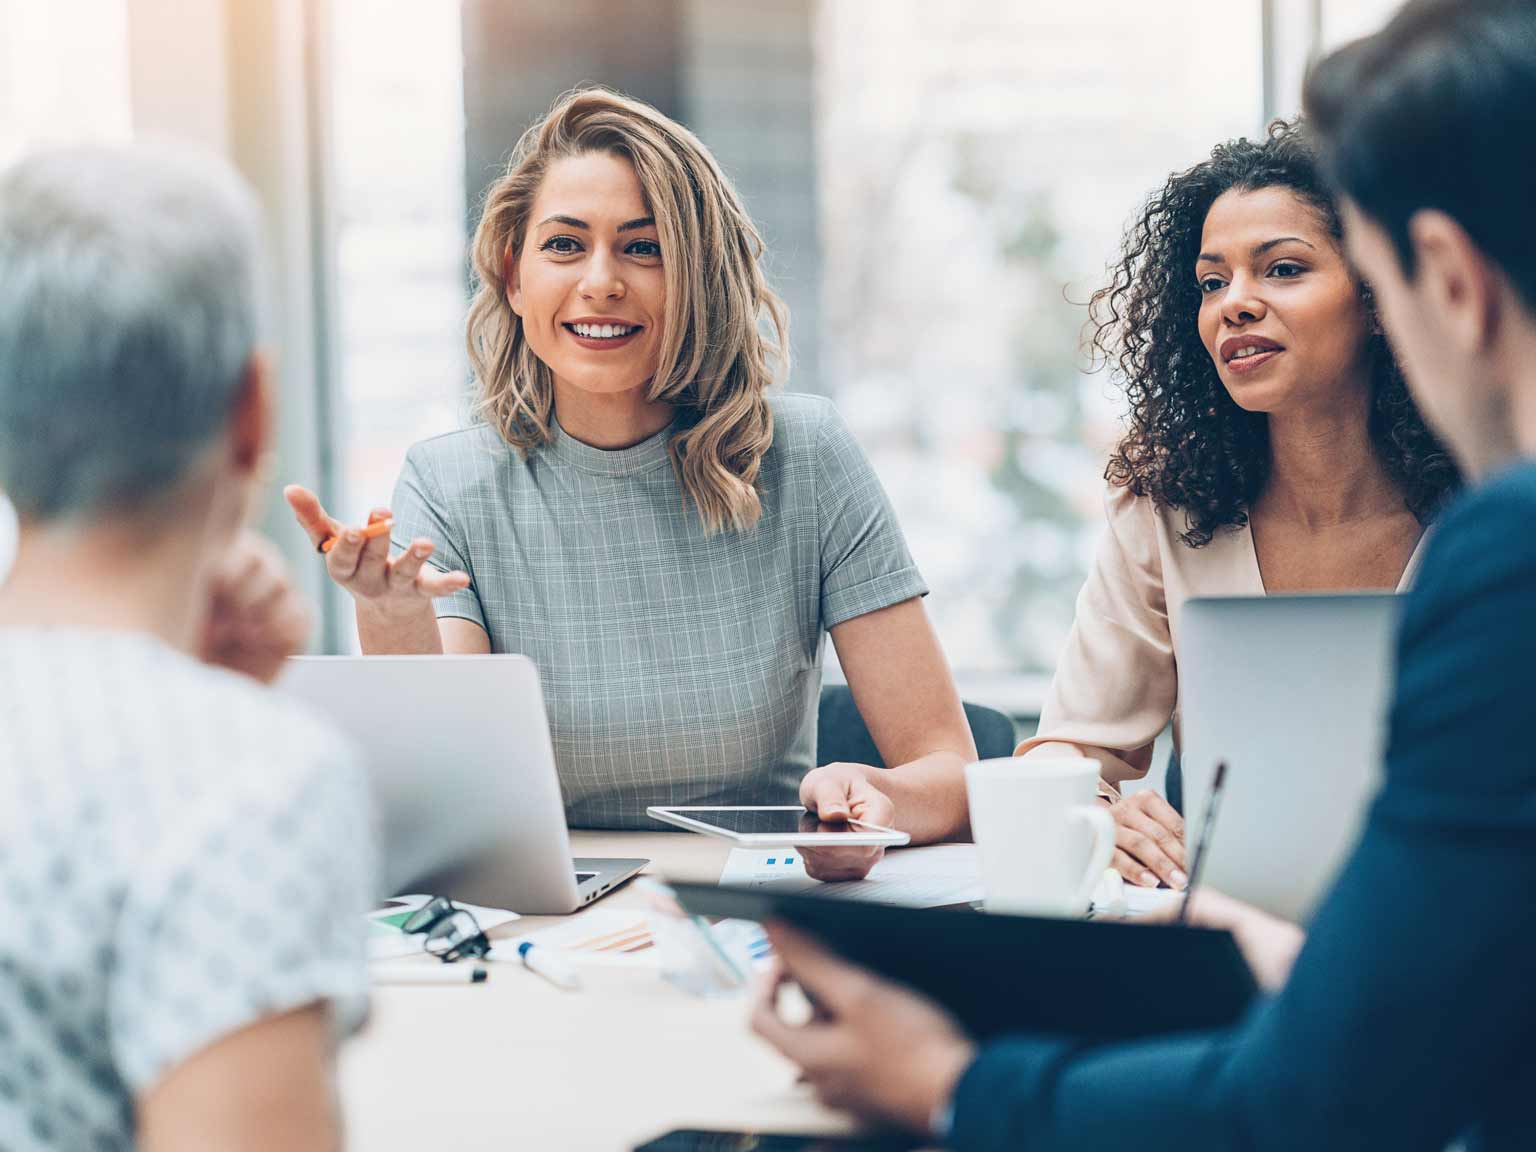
[{"xmin": 340, "ymin": 831, "xmax": 866, "ymax": 1151}]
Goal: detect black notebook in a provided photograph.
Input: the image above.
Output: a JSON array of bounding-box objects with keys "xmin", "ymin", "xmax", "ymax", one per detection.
[{"xmin": 670, "ymin": 882, "xmax": 1257, "ymax": 1042}]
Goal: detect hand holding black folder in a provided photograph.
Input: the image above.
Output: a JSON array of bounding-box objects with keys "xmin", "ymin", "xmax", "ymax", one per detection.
[{"xmin": 670, "ymin": 883, "xmax": 1257, "ymax": 1041}]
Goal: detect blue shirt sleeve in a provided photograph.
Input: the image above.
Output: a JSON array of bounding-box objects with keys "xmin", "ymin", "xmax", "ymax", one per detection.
[{"xmin": 951, "ymin": 466, "xmax": 1536, "ymax": 1152}]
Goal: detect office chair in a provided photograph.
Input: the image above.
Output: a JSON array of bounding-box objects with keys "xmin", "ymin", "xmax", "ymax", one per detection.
[
  {"xmin": 1166, "ymin": 748, "xmax": 1184, "ymax": 814},
  {"xmin": 816, "ymin": 683, "xmax": 1017, "ymax": 768}
]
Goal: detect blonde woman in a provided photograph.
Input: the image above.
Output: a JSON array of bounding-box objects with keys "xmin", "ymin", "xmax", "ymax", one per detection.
[{"xmin": 286, "ymin": 88, "xmax": 974, "ymax": 876}]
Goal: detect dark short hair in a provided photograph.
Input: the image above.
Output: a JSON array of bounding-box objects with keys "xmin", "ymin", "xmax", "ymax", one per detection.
[{"xmin": 1304, "ymin": 0, "xmax": 1536, "ymax": 307}]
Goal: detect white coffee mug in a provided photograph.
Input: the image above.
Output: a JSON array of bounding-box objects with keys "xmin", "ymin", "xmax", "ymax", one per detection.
[{"xmin": 965, "ymin": 756, "xmax": 1115, "ymax": 917}]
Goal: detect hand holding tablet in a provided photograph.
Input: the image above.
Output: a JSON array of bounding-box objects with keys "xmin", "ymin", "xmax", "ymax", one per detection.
[{"xmin": 646, "ymin": 805, "xmax": 911, "ymax": 847}]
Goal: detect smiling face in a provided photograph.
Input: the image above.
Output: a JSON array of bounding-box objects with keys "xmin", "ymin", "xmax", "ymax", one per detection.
[
  {"xmin": 509, "ymin": 151, "xmax": 666, "ymax": 400},
  {"xmin": 1195, "ymin": 185, "xmax": 1370, "ymax": 416}
]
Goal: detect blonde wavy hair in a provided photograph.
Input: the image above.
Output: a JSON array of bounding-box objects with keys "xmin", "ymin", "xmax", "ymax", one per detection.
[{"xmin": 466, "ymin": 87, "xmax": 789, "ymax": 535}]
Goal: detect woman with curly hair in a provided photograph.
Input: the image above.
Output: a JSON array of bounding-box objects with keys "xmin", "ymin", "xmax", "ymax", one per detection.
[
  {"xmin": 284, "ymin": 88, "xmax": 976, "ymax": 878},
  {"xmin": 1017, "ymin": 120, "xmax": 1459, "ymax": 888}
]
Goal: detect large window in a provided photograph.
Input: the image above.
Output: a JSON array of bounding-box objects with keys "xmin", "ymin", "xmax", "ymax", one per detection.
[
  {"xmin": 327, "ymin": 0, "xmax": 468, "ymax": 648},
  {"xmin": 817, "ymin": 1, "xmax": 1263, "ymax": 684},
  {"xmin": 0, "ymin": 0, "xmax": 1402, "ymax": 649},
  {"xmin": 0, "ymin": 0, "xmax": 131, "ymax": 163},
  {"xmin": 0, "ymin": 0, "xmax": 133, "ymax": 583},
  {"xmin": 1321, "ymin": 0, "xmax": 1412, "ymax": 50},
  {"xmin": 318, "ymin": 0, "xmax": 1391, "ymax": 690}
]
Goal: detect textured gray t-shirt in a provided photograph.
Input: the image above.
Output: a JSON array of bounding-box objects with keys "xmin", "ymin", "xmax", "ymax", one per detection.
[
  {"xmin": 0, "ymin": 631, "xmax": 375, "ymax": 1152},
  {"xmin": 390, "ymin": 392, "xmax": 926, "ymax": 828}
]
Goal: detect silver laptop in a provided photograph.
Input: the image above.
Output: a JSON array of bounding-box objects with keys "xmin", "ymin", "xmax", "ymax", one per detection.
[
  {"xmin": 278, "ymin": 654, "xmax": 647, "ymax": 915},
  {"xmin": 1179, "ymin": 594, "xmax": 1401, "ymax": 922}
]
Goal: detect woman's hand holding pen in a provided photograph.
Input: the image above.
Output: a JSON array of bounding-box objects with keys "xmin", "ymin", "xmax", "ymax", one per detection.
[
  {"xmin": 1109, "ymin": 790, "xmax": 1189, "ymax": 890},
  {"xmin": 283, "ymin": 484, "xmax": 470, "ymax": 609}
]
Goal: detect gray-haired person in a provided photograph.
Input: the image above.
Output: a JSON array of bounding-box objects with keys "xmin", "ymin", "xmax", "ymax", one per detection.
[{"xmin": 0, "ymin": 144, "xmax": 375, "ymax": 1152}]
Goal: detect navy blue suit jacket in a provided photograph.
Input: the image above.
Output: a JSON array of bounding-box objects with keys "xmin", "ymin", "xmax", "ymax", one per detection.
[{"xmin": 952, "ymin": 463, "xmax": 1536, "ymax": 1152}]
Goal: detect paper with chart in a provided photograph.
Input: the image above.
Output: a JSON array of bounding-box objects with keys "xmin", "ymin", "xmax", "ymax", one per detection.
[
  {"xmin": 717, "ymin": 842, "xmax": 985, "ymax": 907},
  {"xmin": 717, "ymin": 845, "xmax": 1184, "ymax": 916}
]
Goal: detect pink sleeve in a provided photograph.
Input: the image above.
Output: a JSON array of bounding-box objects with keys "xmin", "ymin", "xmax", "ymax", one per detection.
[{"xmin": 1016, "ymin": 483, "xmax": 1177, "ymax": 786}]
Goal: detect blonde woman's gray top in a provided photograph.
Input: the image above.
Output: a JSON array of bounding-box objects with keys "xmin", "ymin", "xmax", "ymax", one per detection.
[{"xmin": 389, "ymin": 392, "xmax": 927, "ymax": 829}]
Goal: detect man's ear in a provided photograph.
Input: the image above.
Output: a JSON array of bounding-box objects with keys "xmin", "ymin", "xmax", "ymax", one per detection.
[
  {"xmin": 1408, "ymin": 209, "xmax": 1500, "ymax": 356},
  {"xmin": 227, "ymin": 350, "xmax": 273, "ymax": 477},
  {"xmin": 505, "ymin": 244, "xmax": 524, "ymax": 317}
]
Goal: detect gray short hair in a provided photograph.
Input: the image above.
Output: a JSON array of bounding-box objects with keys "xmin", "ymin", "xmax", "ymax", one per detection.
[{"xmin": 0, "ymin": 143, "xmax": 263, "ymax": 521}]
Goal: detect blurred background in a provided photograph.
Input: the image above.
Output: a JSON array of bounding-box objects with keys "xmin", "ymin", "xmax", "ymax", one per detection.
[{"xmin": 0, "ymin": 0, "xmax": 1403, "ymax": 717}]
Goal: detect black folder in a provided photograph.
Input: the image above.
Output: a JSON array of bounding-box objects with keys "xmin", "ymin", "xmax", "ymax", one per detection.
[{"xmin": 670, "ymin": 882, "xmax": 1258, "ymax": 1041}]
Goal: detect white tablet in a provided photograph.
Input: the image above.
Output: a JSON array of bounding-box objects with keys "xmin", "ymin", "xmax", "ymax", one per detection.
[{"xmin": 646, "ymin": 805, "xmax": 911, "ymax": 847}]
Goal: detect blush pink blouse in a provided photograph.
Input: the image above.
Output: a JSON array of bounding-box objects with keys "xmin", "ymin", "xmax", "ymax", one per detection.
[{"xmin": 1017, "ymin": 482, "xmax": 1425, "ymax": 792}]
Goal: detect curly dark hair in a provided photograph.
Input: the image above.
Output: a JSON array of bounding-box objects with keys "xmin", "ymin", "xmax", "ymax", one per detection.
[{"xmin": 1090, "ymin": 119, "xmax": 1460, "ymax": 547}]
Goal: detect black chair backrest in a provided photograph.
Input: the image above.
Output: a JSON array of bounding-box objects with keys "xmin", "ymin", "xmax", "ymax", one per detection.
[
  {"xmin": 1166, "ymin": 747, "xmax": 1183, "ymax": 814},
  {"xmin": 816, "ymin": 683, "xmax": 1017, "ymax": 769}
]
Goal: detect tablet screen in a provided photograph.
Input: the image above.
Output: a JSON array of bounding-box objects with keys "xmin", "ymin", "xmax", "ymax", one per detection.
[{"xmin": 670, "ymin": 808, "xmax": 864, "ymax": 836}]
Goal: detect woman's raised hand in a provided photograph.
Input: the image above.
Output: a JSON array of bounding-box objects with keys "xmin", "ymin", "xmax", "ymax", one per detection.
[{"xmin": 283, "ymin": 484, "xmax": 470, "ymax": 609}]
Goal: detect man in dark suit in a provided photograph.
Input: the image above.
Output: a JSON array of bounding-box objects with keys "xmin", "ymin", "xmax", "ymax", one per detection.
[{"xmin": 751, "ymin": 2, "xmax": 1536, "ymax": 1148}]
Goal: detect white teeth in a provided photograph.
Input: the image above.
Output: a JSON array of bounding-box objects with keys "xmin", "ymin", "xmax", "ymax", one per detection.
[
  {"xmin": 1231, "ymin": 345, "xmax": 1271, "ymax": 360},
  {"xmin": 572, "ymin": 323, "xmax": 633, "ymax": 338}
]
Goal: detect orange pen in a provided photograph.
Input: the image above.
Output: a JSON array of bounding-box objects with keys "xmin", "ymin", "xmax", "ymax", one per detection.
[{"xmin": 318, "ymin": 518, "xmax": 393, "ymax": 554}]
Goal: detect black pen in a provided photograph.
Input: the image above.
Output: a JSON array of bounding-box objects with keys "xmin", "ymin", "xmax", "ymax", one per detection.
[{"xmin": 1176, "ymin": 760, "xmax": 1228, "ymax": 926}]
